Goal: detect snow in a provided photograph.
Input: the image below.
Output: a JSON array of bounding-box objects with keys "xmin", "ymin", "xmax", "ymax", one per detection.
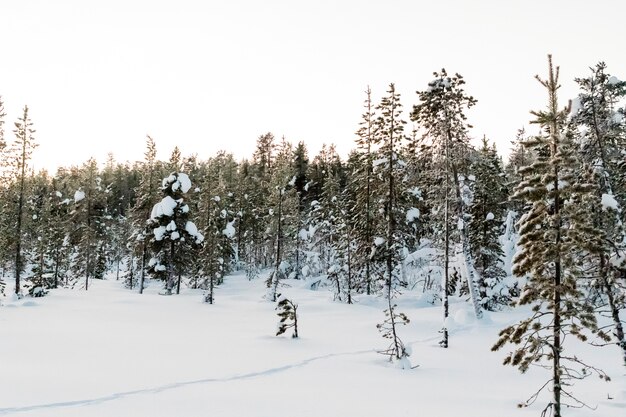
[
  {"xmin": 2, "ymin": 274, "xmax": 622, "ymax": 417},
  {"xmin": 570, "ymin": 97, "xmax": 583, "ymax": 115},
  {"xmin": 151, "ymin": 196, "xmax": 177, "ymax": 219},
  {"xmin": 74, "ymin": 190, "xmax": 85, "ymax": 202},
  {"xmin": 457, "ymin": 218, "xmax": 464, "ymax": 230},
  {"xmin": 406, "ymin": 207, "xmax": 420, "ymax": 222},
  {"xmin": 55, "ymin": 191, "xmax": 62, "ymax": 198},
  {"xmin": 374, "ymin": 237, "xmax": 385, "ymax": 246},
  {"xmin": 485, "ymin": 212, "xmax": 494, "ymax": 221},
  {"xmin": 185, "ymin": 221, "xmax": 204, "ymax": 243},
  {"xmin": 223, "ymin": 221, "xmax": 236, "ymax": 238},
  {"xmin": 177, "ymin": 173, "xmax": 192, "ymax": 193},
  {"xmin": 608, "ymin": 75, "xmax": 621, "ymax": 85},
  {"xmin": 153, "ymin": 226, "xmax": 166, "ymax": 241},
  {"xmin": 601, "ymin": 193, "xmax": 619, "ymax": 211}
]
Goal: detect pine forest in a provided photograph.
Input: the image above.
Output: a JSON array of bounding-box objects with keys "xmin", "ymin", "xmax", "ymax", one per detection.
[{"xmin": 1, "ymin": 57, "xmax": 625, "ymax": 417}]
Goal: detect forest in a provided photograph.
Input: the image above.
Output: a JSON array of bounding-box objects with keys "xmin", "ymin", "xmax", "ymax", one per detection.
[{"xmin": 1, "ymin": 56, "xmax": 625, "ymax": 416}]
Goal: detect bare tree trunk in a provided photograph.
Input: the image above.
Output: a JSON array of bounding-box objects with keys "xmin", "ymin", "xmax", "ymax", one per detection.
[{"xmin": 139, "ymin": 243, "xmax": 145, "ymax": 294}]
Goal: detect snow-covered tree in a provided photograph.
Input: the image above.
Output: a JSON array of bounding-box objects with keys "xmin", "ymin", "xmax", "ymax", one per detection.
[
  {"xmin": 351, "ymin": 86, "xmax": 381, "ymax": 295},
  {"xmin": 411, "ymin": 68, "xmax": 482, "ymax": 347},
  {"xmin": 467, "ymin": 138, "xmax": 509, "ymax": 310},
  {"xmin": 570, "ymin": 62, "xmax": 626, "ymax": 365},
  {"xmin": 275, "ymin": 295, "xmax": 299, "ymax": 338},
  {"xmin": 6, "ymin": 106, "xmax": 37, "ymax": 296},
  {"xmin": 373, "ymin": 83, "xmax": 411, "ymax": 364},
  {"xmin": 147, "ymin": 172, "xmax": 203, "ymax": 295}
]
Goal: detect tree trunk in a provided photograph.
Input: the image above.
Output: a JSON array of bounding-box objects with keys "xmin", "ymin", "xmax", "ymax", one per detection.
[
  {"xmin": 601, "ymin": 263, "xmax": 626, "ymax": 366},
  {"xmin": 139, "ymin": 243, "xmax": 145, "ymax": 294}
]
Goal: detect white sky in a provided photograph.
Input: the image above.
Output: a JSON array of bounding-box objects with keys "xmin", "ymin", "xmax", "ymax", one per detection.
[{"xmin": 0, "ymin": 0, "xmax": 624, "ymax": 172}]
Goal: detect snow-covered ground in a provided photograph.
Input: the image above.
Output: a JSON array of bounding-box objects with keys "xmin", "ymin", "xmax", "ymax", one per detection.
[{"xmin": 1, "ymin": 273, "xmax": 624, "ymax": 416}]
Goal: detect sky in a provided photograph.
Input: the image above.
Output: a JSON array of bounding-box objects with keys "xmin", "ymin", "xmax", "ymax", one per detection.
[{"xmin": 0, "ymin": 0, "xmax": 624, "ymax": 172}]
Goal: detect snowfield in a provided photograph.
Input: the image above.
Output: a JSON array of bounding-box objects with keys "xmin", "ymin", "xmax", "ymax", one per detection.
[{"xmin": 1, "ymin": 273, "xmax": 624, "ymax": 417}]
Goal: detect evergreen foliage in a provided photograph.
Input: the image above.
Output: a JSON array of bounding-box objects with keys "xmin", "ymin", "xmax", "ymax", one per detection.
[
  {"xmin": 275, "ymin": 295, "xmax": 299, "ymax": 338},
  {"xmin": 492, "ymin": 56, "xmax": 611, "ymax": 416}
]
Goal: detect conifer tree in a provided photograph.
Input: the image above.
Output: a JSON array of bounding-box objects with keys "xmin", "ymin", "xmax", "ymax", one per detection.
[
  {"xmin": 69, "ymin": 158, "xmax": 108, "ymax": 290},
  {"xmin": 292, "ymin": 141, "xmax": 309, "ymax": 279},
  {"xmin": 129, "ymin": 136, "xmax": 161, "ymax": 293},
  {"xmin": 570, "ymin": 62, "xmax": 626, "ymax": 365},
  {"xmin": 266, "ymin": 138, "xmax": 298, "ymax": 301},
  {"xmin": 9, "ymin": 106, "xmax": 37, "ymax": 296},
  {"xmin": 275, "ymin": 295, "xmax": 299, "ymax": 338},
  {"xmin": 373, "ymin": 83, "xmax": 410, "ymax": 363},
  {"xmin": 411, "ymin": 69, "xmax": 482, "ymax": 347},
  {"xmin": 351, "ymin": 89, "xmax": 383, "ymax": 296},
  {"xmin": 468, "ymin": 138, "xmax": 509, "ymax": 309},
  {"xmin": 492, "ymin": 56, "xmax": 611, "ymax": 416},
  {"xmin": 147, "ymin": 172, "xmax": 203, "ymax": 295}
]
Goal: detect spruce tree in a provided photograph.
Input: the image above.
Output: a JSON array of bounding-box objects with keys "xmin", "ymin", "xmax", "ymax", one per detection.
[
  {"xmin": 492, "ymin": 56, "xmax": 611, "ymax": 416},
  {"xmin": 467, "ymin": 138, "xmax": 509, "ymax": 309},
  {"xmin": 147, "ymin": 173, "xmax": 203, "ymax": 294},
  {"xmin": 128, "ymin": 136, "xmax": 161, "ymax": 293}
]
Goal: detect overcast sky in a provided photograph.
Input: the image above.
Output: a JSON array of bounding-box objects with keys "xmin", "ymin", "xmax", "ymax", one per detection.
[{"xmin": 0, "ymin": 0, "xmax": 624, "ymax": 172}]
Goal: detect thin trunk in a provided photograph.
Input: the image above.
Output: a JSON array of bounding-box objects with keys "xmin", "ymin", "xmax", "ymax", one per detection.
[
  {"xmin": 14, "ymin": 134, "xmax": 27, "ymax": 295},
  {"xmin": 270, "ymin": 189, "xmax": 284, "ymax": 302},
  {"xmin": 551, "ymin": 74, "xmax": 562, "ymax": 417},
  {"xmin": 53, "ymin": 248, "xmax": 60, "ymax": 289},
  {"xmin": 166, "ymin": 240, "xmax": 175, "ymax": 294},
  {"xmin": 347, "ymin": 237, "xmax": 353, "ymax": 304},
  {"xmin": 441, "ymin": 129, "xmax": 450, "ymax": 348},
  {"xmin": 601, "ymin": 257, "xmax": 626, "ymax": 365},
  {"xmin": 139, "ymin": 243, "xmax": 145, "ymax": 294},
  {"xmin": 449, "ymin": 135, "xmax": 483, "ymax": 319},
  {"xmin": 386, "ymin": 93, "xmax": 401, "ymax": 359}
]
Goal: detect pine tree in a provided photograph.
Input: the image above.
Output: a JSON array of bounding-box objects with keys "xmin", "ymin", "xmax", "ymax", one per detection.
[
  {"xmin": 266, "ymin": 137, "xmax": 298, "ymax": 301},
  {"xmin": 128, "ymin": 136, "xmax": 161, "ymax": 293},
  {"xmin": 291, "ymin": 141, "xmax": 309, "ymax": 279},
  {"xmin": 467, "ymin": 138, "xmax": 509, "ymax": 310},
  {"xmin": 411, "ymin": 69, "xmax": 482, "ymax": 347},
  {"xmin": 492, "ymin": 56, "xmax": 611, "ymax": 416},
  {"xmin": 373, "ymin": 83, "xmax": 410, "ymax": 364},
  {"xmin": 275, "ymin": 295, "xmax": 299, "ymax": 338},
  {"xmin": 352, "ymin": 88, "xmax": 381, "ymax": 295},
  {"xmin": 570, "ymin": 62, "xmax": 626, "ymax": 365},
  {"xmin": 147, "ymin": 172, "xmax": 203, "ymax": 295},
  {"xmin": 69, "ymin": 158, "xmax": 108, "ymax": 290},
  {"xmin": 9, "ymin": 106, "xmax": 37, "ymax": 296}
]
